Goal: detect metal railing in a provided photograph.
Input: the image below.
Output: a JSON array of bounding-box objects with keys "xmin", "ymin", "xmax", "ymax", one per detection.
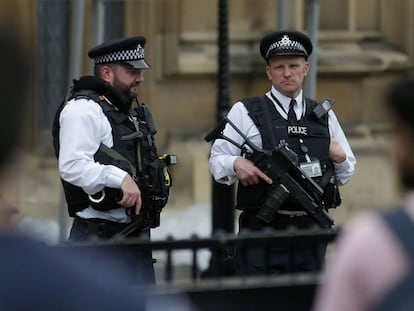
[
  {"xmin": 61, "ymin": 226, "xmax": 338, "ymax": 284},
  {"xmin": 58, "ymin": 226, "xmax": 339, "ymax": 310}
]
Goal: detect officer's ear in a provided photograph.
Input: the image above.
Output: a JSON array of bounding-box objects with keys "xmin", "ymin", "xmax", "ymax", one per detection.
[
  {"xmin": 101, "ymin": 65, "xmax": 114, "ymax": 82},
  {"xmin": 265, "ymin": 65, "xmax": 272, "ymax": 80},
  {"xmin": 303, "ymin": 61, "xmax": 310, "ymax": 76}
]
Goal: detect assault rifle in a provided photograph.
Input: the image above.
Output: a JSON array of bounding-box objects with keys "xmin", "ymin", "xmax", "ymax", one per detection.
[{"xmin": 205, "ymin": 117, "xmax": 334, "ymax": 228}]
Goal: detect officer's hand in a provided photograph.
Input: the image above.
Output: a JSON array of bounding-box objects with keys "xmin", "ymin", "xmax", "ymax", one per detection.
[
  {"xmin": 329, "ymin": 138, "xmax": 346, "ymax": 164},
  {"xmin": 118, "ymin": 174, "xmax": 142, "ymax": 215},
  {"xmin": 234, "ymin": 156, "xmax": 273, "ymax": 186}
]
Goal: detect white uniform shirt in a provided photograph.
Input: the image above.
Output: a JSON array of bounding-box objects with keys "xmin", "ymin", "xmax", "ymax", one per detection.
[
  {"xmin": 209, "ymin": 87, "xmax": 356, "ymax": 186},
  {"xmin": 59, "ymin": 97, "xmax": 130, "ymax": 222}
]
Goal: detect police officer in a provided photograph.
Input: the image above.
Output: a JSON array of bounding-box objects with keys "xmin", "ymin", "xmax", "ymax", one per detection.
[
  {"xmin": 53, "ymin": 36, "xmax": 169, "ymax": 284},
  {"xmin": 208, "ymin": 30, "xmax": 356, "ymax": 274}
]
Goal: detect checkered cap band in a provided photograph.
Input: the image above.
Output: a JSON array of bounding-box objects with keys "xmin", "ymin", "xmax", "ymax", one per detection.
[
  {"xmin": 94, "ymin": 44, "xmax": 145, "ymax": 64},
  {"xmin": 266, "ymin": 35, "xmax": 307, "ymax": 58}
]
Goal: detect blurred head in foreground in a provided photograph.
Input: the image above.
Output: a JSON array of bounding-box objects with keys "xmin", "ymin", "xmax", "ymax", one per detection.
[
  {"xmin": 0, "ymin": 25, "xmax": 30, "ymax": 229},
  {"xmin": 386, "ymin": 74, "xmax": 414, "ymax": 190},
  {"xmin": 0, "ymin": 26, "xmax": 29, "ymax": 170}
]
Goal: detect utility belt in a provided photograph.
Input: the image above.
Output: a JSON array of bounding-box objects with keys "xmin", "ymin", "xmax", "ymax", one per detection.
[
  {"xmin": 237, "ymin": 201, "xmax": 308, "ymax": 216},
  {"xmin": 277, "ymin": 210, "xmax": 308, "ymax": 216},
  {"xmin": 239, "ymin": 209, "xmax": 315, "ymax": 231},
  {"xmin": 71, "ymin": 217, "xmax": 149, "ymax": 239}
]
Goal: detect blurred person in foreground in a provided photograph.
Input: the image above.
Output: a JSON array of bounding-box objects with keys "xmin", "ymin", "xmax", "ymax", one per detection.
[
  {"xmin": 208, "ymin": 29, "xmax": 355, "ymax": 275},
  {"xmin": 0, "ymin": 27, "xmax": 148, "ymax": 311},
  {"xmin": 313, "ymin": 75, "xmax": 414, "ymax": 311}
]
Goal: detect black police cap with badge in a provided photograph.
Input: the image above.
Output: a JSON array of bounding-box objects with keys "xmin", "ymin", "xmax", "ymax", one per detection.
[
  {"xmin": 259, "ymin": 30, "xmax": 313, "ymax": 62},
  {"xmin": 88, "ymin": 36, "xmax": 151, "ymax": 69}
]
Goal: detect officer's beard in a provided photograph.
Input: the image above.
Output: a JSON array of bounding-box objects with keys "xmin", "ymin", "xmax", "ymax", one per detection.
[
  {"xmin": 112, "ymin": 79, "xmax": 137, "ymax": 109},
  {"xmin": 121, "ymin": 87, "xmax": 136, "ymax": 109}
]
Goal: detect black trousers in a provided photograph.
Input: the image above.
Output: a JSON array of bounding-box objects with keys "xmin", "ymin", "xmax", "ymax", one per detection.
[
  {"xmin": 235, "ymin": 211, "xmax": 327, "ymax": 275},
  {"xmin": 69, "ymin": 217, "xmax": 155, "ymax": 285}
]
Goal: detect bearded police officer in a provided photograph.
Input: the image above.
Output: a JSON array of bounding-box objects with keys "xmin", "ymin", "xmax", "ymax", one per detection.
[
  {"xmin": 208, "ymin": 30, "xmax": 356, "ymax": 274},
  {"xmin": 53, "ymin": 36, "xmax": 172, "ymax": 284}
]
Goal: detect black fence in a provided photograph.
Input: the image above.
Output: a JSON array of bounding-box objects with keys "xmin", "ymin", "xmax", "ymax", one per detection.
[{"xmin": 61, "ymin": 227, "xmax": 339, "ymax": 311}]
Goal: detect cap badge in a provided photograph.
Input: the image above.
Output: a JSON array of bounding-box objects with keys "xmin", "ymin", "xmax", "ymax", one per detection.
[
  {"xmin": 136, "ymin": 44, "xmax": 144, "ymax": 59},
  {"xmin": 280, "ymin": 35, "xmax": 291, "ymax": 45}
]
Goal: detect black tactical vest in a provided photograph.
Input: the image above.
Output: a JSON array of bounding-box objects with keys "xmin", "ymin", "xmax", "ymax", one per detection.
[
  {"xmin": 52, "ymin": 77, "xmax": 160, "ymax": 217},
  {"xmin": 236, "ymin": 95, "xmax": 339, "ymax": 211}
]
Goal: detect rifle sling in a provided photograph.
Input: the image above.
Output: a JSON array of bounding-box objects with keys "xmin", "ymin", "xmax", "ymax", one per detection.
[{"xmin": 98, "ymin": 143, "xmax": 136, "ymax": 176}]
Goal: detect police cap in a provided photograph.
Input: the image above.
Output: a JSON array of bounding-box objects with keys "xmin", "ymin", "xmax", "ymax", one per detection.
[
  {"xmin": 259, "ymin": 30, "xmax": 313, "ymax": 62},
  {"xmin": 88, "ymin": 36, "xmax": 150, "ymax": 69}
]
